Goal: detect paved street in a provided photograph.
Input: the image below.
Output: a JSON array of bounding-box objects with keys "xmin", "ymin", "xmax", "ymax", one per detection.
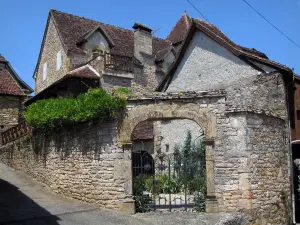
[
  {"xmin": 0, "ymin": 163, "xmax": 151, "ymax": 225},
  {"xmin": 0, "ymin": 163, "xmax": 246, "ymax": 225}
]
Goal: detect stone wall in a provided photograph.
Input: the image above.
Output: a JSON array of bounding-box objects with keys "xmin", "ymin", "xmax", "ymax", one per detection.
[
  {"xmin": 0, "ymin": 95, "xmax": 23, "ymax": 131},
  {"xmin": 0, "ymin": 73, "xmax": 291, "ymax": 223},
  {"xmin": 120, "ymin": 73, "xmax": 290, "ymax": 224},
  {"xmin": 35, "ymin": 17, "xmax": 68, "ymax": 94},
  {"xmin": 166, "ymin": 30, "xmax": 275, "ymax": 92},
  {"xmin": 0, "ymin": 121, "xmax": 132, "ymax": 210},
  {"xmin": 153, "ymin": 119, "xmax": 203, "ymax": 155},
  {"xmin": 212, "ymin": 73, "xmax": 290, "ymax": 224}
]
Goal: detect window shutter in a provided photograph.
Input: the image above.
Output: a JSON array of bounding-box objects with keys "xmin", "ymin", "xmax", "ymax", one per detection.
[
  {"xmin": 43, "ymin": 62, "xmax": 47, "ymax": 81},
  {"xmin": 56, "ymin": 51, "xmax": 62, "ymax": 70}
]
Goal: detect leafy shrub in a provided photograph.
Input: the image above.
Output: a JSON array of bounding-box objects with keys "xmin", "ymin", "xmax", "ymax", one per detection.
[
  {"xmin": 133, "ymin": 174, "xmax": 153, "ymax": 212},
  {"xmin": 114, "ymin": 87, "xmax": 133, "ymax": 95},
  {"xmin": 24, "ymin": 88, "xmax": 127, "ymax": 129}
]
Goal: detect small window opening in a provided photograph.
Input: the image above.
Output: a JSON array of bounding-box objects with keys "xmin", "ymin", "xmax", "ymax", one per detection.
[
  {"xmin": 165, "ymin": 144, "xmax": 169, "ymax": 152},
  {"xmin": 297, "ymin": 110, "xmax": 300, "ymax": 120}
]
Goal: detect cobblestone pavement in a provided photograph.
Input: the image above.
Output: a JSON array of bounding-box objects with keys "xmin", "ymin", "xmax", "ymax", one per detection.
[{"xmin": 0, "ymin": 163, "xmax": 151, "ymax": 225}]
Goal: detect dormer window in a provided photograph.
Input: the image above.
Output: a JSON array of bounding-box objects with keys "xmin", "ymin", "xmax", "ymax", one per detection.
[
  {"xmin": 42, "ymin": 62, "xmax": 47, "ymax": 80},
  {"xmin": 77, "ymin": 25, "xmax": 114, "ymax": 57}
]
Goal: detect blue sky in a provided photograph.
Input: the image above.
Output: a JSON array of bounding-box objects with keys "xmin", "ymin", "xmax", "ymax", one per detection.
[{"xmin": 0, "ymin": 0, "xmax": 299, "ymax": 89}]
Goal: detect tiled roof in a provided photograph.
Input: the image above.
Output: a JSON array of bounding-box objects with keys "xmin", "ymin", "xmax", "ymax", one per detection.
[
  {"xmin": 0, "ymin": 54, "xmax": 7, "ymax": 62},
  {"xmin": 131, "ymin": 120, "xmax": 153, "ymax": 140},
  {"xmin": 0, "ymin": 69, "xmax": 24, "ymax": 96},
  {"xmin": 155, "ymin": 46, "xmax": 174, "ymax": 62},
  {"xmin": 157, "ymin": 17, "xmax": 293, "ymax": 91},
  {"xmin": 166, "ymin": 12, "xmax": 268, "ymax": 59},
  {"xmin": 193, "ymin": 19, "xmax": 269, "ymax": 59},
  {"xmin": 51, "ymin": 9, "xmax": 171, "ymax": 58},
  {"xmin": 166, "ymin": 12, "xmax": 191, "ymax": 45},
  {"xmin": 67, "ymin": 65, "xmax": 100, "ymax": 79}
]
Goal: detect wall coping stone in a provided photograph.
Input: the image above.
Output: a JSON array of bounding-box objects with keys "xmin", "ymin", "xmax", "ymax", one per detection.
[{"xmin": 126, "ymin": 90, "xmax": 227, "ymax": 101}]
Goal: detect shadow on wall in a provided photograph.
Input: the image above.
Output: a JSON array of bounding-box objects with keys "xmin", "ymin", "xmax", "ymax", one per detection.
[
  {"xmin": 0, "ymin": 178, "xmax": 60, "ymax": 224},
  {"xmin": 31, "ymin": 120, "xmax": 117, "ymax": 161}
]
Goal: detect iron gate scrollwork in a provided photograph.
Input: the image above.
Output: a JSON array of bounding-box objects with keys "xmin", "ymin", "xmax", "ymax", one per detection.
[{"xmin": 132, "ymin": 146, "xmax": 206, "ymax": 212}]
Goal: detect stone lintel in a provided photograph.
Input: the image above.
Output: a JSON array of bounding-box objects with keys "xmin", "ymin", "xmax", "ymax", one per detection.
[{"xmin": 121, "ymin": 142, "xmax": 133, "ymax": 148}]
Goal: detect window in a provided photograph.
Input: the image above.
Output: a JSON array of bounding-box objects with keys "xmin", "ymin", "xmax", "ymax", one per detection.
[
  {"xmin": 42, "ymin": 62, "xmax": 47, "ymax": 80},
  {"xmin": 56, "ymin": 51, "xmax": 62, "ymax": 70},
  {"xmin": 297, "ymin": 110, "xmax": 300, "ymax": 120},
  {"xmin": 165, "ymin": 144, "xmax": 169, "ymax": 152}
]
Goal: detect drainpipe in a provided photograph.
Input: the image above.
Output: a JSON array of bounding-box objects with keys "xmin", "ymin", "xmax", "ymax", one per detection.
[
  {"xmin": 286, "ymin": 80, "xmax": 296, "ymax": 224},
  {"xmin": 288, "ymin": 114, "xmax": 296, "ymax": 224}
]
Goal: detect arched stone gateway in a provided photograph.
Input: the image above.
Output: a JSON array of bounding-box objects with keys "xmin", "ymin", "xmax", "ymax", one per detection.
[
  {"xmin": 118, "ymin": 102, "xmax": 217, "ymax": 143},
  {"xmin": 118, "ymin": 87, "xmax": 290, "ymax": 224},
  {"xmin": 118, "ymin": 93, "xmax": 221, "ymax": 214}
]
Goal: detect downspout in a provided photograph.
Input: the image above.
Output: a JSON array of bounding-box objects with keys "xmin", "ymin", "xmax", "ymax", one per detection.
[
  {"xmin": 286, "ymin": 74, "xmax": 296, "ymax": 224},
  {"xmin": 288, "ymin": 104, "xmax": 296, "ymax": 224}
]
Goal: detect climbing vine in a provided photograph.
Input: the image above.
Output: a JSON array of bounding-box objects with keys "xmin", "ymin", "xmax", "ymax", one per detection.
[{"xmin": 24, "ymin": 88, "xmax": 127, "ymax": 129}]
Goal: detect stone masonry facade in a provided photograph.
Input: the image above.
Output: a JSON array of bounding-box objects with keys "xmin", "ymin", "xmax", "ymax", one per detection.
[
  {"xmin": 0, "ymin": 95, "xmax": 24, "ymax": 131},
  {"xmin": 0, "ymin": 72, "xmax": 291, "ymax": 224},
  {"xmin": 35, "ymin": 18, "xmax": 68, "ymax": 94},
  {"xmin": 0, "ymin": 120, "xmax": 132, "ymax": 210}
]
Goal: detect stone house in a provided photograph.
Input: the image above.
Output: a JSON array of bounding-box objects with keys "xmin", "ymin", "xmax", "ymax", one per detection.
[
  {"xmin": 0, "ymin": 9, "xmax": 298, "ymax": 225},
  {"xmin": 0, "ymin": 54, "xmax": 32, "ymax": 132},
  {"xmin": 27, "ymin": 9, "xmax": 176, "ymax": 105}
]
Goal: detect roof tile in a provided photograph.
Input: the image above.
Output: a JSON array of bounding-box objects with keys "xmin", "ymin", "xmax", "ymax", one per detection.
[
  {"xmin": 193, "ymin": 19, "xmax": 269, "ymax": 59},
  {"xmin": 131, "ymin": 120, "xmax": 153, "ymax": 140},
  {"xmin": 0, "ymin": 69, "xmax": 24, "ymax": 96},
  {"xmin": 67, "ymin": 65, "xmax": 100, "ymax": 79},
  {"xmin": 166, "ymin": 12, "xmax": 191, "ymax": 45},
  {"xmin": 0, "ymin": 54, "xmax": 7, "ymax": 62},
  {"xmin": 51, "ymin": 9, "xmax": 170, "ymax": 58}
]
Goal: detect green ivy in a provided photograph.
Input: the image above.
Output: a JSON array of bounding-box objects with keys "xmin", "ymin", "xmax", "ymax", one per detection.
[{"xmin": 24, "ymin": 88, "xmax": 127, "ymax": 129}]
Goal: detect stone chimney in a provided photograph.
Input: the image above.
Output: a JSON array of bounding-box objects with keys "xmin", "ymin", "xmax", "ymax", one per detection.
[{"xmin": 133, "ymin": 23, "xmax": 153, "ymax": 63}]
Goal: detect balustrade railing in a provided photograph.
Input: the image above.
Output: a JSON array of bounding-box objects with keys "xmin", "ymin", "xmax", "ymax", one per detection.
[
  {"xmin": 104, "ymin": 53, "xmax": 133, "ymax": 72},
  {"xmin": 1, "ymin": 121, "xmax": 31, "ymax": 145}
]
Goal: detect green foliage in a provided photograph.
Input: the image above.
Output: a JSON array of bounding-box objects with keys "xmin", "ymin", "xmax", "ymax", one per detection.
[
  {"xmin": 114, "ymin": 87, "xmax": 133, "ymax": 95},
  {"xmin": 133, "ymin": 174, "xmax": 153, "ymax": 213},
  {"xmin": 143, "ymin": 174, "xmax": 183, "ymax": 195},
  {"xmin": 132, "ymin": 131, "xmax": 207, "ymax": 212},
  {"xmin": 24, "ymin": 88, "xmax": 127, "ymax": 129}
]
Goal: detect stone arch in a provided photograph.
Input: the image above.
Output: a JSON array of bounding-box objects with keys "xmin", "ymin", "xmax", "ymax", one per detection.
[
  {"xmin": 119, "ymin": 101, "xmax": 218, "ymax": 213},
  {"xmin": 118, "ymin": 102, "xmax": 216, "ymax": 144}
]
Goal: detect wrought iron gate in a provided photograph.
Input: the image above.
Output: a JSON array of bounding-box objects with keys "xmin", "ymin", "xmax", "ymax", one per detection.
[{"xmin": 132, "ymin": 149, "xmax": 206, "ymax": 212}]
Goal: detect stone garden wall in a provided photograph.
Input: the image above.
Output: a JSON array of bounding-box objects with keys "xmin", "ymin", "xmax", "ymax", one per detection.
[{"xmin": 0, "ymin": 121, "xmax": 132, "ymax": 210}]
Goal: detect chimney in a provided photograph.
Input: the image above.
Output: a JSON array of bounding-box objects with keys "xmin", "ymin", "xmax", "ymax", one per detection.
[{"xmin": 133, "ymin": 22, "xmax": 153, "ymax": 63}]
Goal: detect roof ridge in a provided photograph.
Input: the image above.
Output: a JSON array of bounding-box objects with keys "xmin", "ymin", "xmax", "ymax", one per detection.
[
  {"xmin": 166, "ymin": 12, "xmax": 192, "ymax": 44},
  {"xmin": 50, "ymin": 9, "xmax": 171, "ymax": 43},
  {"xmin": 184, "ymin": 11, "xmax": 191, "ymax": 27},
  {"xmin": 0, "ymin": 53, "xmax": 7, "ymax": 62},
  {"xmin": 192, "ymin": 18, "xmax": 268, "ymax": 59},
  {"xmin": 50, "ymin": 9, "xmax": 135, "ymax": 34}
]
